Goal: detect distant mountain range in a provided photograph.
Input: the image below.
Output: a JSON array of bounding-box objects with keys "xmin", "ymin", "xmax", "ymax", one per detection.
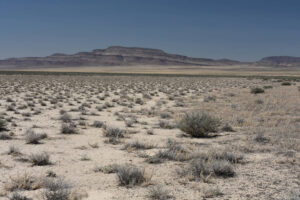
[{"xmin": 0, "ymin": 46, "xmax": 299, "ymax": 68}]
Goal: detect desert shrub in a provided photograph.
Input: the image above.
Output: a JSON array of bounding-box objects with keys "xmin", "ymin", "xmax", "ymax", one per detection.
[
  {"xmin": 105, "ymin": 137, "xmax": 123, "ymax": 145},
  {"xmin": 123, "ymin": 140, "xmax": 154, "ymax": 150},
  {"xmin": 29, "ymin": 152, "xmax": 51, "ymax": 166},
  {"xmin": 25, "ymin": 129, "xmax": 47, "ymax": 144},
  {"xmin": 61, "ymin": 123, "xmax": 78, "ymax": 134},
  {"xmin": 92, "ymin": 120, "xmax": 103, "ymax": 128},
  {"xmin": 0, "ymin": 119, "xmax": 7, "ymax": 131},
  {"xmin": 213, "ymin": 150, "xmax": 243, "ymax": 163},
  {"xmin": 116, "ymin": 164, "xmax": 150, "ymax": 187},
  {"xmin": 250, "ymin": 87, "xmax": 265, "ymax": 94},
  {"xmin": 203, "ymin": 187, "xmax": 223, "ymax": 198},
  {"xmin": 204, "ymin": 95, "xmax": 216, "ymax": 102},
  {"xmin": 103, "ymin": 127, "xmax": 125, "ymax": 138},
  {"xmin": 125, "ymin": 119, "xmax": 134, "ymax": 127},
  {"xmin": 135, "ymin": 98, "xmax": 144, "ymax": 105},
  {"xmin": 7, "ymin": 105, "xmax": 15, "ymax": 111},
  {"xmin": 145, "ymin": 156, "xmax": 164, "ymax": 164},
  {"xmin": 193, "ymin": 149, "xmax": 243, "ymax": 164},
  {"xmin": 78, "ymin": 120, "xmax": 86, "ymax": 126},
  {"xmin": 9, "ymin": 192, "xmax": 32, "ymax": 200},
  {"xmin": 148, "ymin": 185, "xmax": 173, "ymax": 200},
  {"xmin": 221, "ymin": 123, "xmax": 235, "ymax": 132},
  {"xmin": 210, "ymin": 160, "xmax": 235, "ymax": 177},
  {"xmin": 0, "ymin": 132, "xmax": 12, "ymax": 140},
  {"xmin": 46, "ymin": 170, "xmax": 57, "ymax": 178},
  {"xmin": 281, "ymin": 82, "xmax": 292, "ymax": 86},
  {"xmin": 255, "ymin": 99, "xmax": 264, "ymax": 104},
  {"xmin": 6, "ymin": 97, "xmax": 14, "ymax": 102},
  {"xmin": 263, "ymin": 85, "xmax": 273, "ymax": 89},
  {"xmin": 59, "ymin": 109, "xmax": 66, "ymax": 115},
  {"xmin": 88, "ymin": 142, "xmax": 99, "ymax": 148},
  {"xmin": 80, "ymin": 154, "xmax": 90, "ymax": 161},
  {"xmin": 178, "ymin": 112, "xmax": 220, "ymax": 138},
  {"xmin": 254, "ymin": 132, "xmax": 269, "ymax": 143},
  {"xmin": 60, "ymin": 113, "xmax": 72, "ymax": 123},
  {"xmin": 42, "ymin": 178, "xmax": 71, "ymax": 200},
  {"xmin": 5, "ymin": 173, "xmax": 42, "ymax": 191},
  {"xmin": 187, "ymin": 158, "xmax": 235, "ymax": 180},
  {"xmin": 188, "ymin": 158, "xmax": 213, "ymax": 180},
  {"xmin": 150, "ymin": 139, "xmax": 190, "ymax": 162},
  {"xmin": 147, "ymin": 129, "xmax": 154, "ymax": 135},
  {"xmin": 93, "ymin": 164, "xmax": 119, "ymax": 174},
  {"xmin": 159, "ymin": 120, "xmax": 175, "ymax": 129},
  {"xmin": 160, "ymin": 112, "xmax": 171, "ymax": 119},
  {"xmin": 285, "ymin": 191, "xmax": 300, "ymax": 200},
  {"xmin": 8, "ymin": 145, "xmax": 21, "ymax": 156}
]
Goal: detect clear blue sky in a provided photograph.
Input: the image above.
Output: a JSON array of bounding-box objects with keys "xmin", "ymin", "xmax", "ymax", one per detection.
[{"xmin": 1, "ymin": 0, "xmax": 300, "ymax": 61}]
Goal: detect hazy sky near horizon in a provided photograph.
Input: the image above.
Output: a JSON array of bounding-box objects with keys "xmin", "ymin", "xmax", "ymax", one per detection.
[{"xmin": 0, "ymin": 0, "xmax": 300, "ymax": 61}]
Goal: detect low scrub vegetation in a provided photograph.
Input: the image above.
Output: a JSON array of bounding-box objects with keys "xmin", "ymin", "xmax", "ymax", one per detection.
[
  {"xmin": 116, "ymin": 164, "xmax": 151, "ymax": 187},
  {"xmin": 29, "ymin": 152, "xmax": 51, "ymax": 166},
  {"xmin": 178, "ymin": 112, "xmax": 220, "ymax": 137},
  {"xmin": 251, "ymin": 87, "xmax": 265, "ymax": 94},
  {"xmin": 61, "ymin": 123, "xmax": 78, "ymax": 134},
  {"xmin": 25, "ymin": 129, "xmax": 47, "ymax": 144}
]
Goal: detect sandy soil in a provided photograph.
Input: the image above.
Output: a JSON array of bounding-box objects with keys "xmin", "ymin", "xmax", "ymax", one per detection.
[
  {"xmin": 0, "ymin": 75, "xmax": 299, "ymax": 200},
  {"xmin": 6, "ymin": 65, "xmax": 300, "ymax": 77}
]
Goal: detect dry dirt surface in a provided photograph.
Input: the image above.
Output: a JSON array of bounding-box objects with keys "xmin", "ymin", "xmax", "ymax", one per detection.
[{"xmin": 0, "ymin": 75, "xmax": 299, "ymax": 200}]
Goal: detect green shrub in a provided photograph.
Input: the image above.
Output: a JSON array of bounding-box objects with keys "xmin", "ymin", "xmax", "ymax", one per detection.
[{"xmin": 178, "ymin": 112, "xmax": 220, "ymax": 138}]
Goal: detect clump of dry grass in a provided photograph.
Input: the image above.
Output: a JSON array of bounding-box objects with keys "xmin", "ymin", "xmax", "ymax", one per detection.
[
  {"xmin": 116, "ymin": 164, "xmax": 151, "ymax": 187},
  {"xmin": 92, "ymin": 120, "xmax": 103, "ymax": 128},
  {"xmin": 60, "ymin": 113, "xmax": 72, "ymax": 123},
  {"xmin": 93, "ymin": 164, "xmax": 119, "ymax": 174},
  {"xmin": 0, "ymin": 132, "xmax": 12, "ymax": 140},
  {"xmin": 42, "ymin": 178, "xmax": 72, "ymax": 200},
  {"xmin": 0, "ymin": 119, "xmax": 7, "ymax": 131},
  {"xmin": 147, "ymin": 139, "xmax": 190, "ymax": 163},
  {"xmin": 25, "ymin": 129, "xmax": 47, "ymax": 144},
  {"xmin": 7, "ymin": 145, "xmax": 22, "ymax": 156},
  {"xmin": 103, "ymin": 126, "xmax": 125, "ymax": 138},
  {"xmin": 159, "ymin": 120, "xmax": 175, "ymax": 129},
  {"xmin": 8, "ymin": 192, "xmax": 32, "ymax": 200},
  {"xmin": 61, "ymin": 123, "xmax": 78, "ymax": 134},
  {"xmin": 250, "ymin": 87, "xmax": 265, "ymax": 94},
  {"xmin": 123, "ymin": 140, "xmax": 155, "ymax": 151},
  {"xmin": 103, "ymin": 126, "xmax": 125, "ymax": 144},
  {"xmin": 4, "ymin": 173, "xmax": 42, "ymax": 192},
  {"xmin": 148, "ymin": 185, "xmax": 173, "ymax": 200},
  {"xmin": 29, "ymin": 152, "xmax": 51, "ymax": 166},
  {"xmin": 179, "ymin": 158, "xmax": 235, "ymax": 181}
]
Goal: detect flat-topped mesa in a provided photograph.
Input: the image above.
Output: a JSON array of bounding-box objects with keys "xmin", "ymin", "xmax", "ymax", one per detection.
[{"xmin": 0, "ymin": 46, "xmax": 242, "ymax": 68}]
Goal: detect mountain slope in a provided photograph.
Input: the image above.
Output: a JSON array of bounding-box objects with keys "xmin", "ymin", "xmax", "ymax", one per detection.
[
  {"xmin": 0, "ymin": 46, "xmax": 240, "ymax": 68},
  {"xmin": 256, "ymin": 56, "xmax": 300, "ymax": 67}
]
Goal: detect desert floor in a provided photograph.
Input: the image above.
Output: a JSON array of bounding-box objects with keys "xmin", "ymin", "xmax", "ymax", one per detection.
[{"xmin": 0, "ymin": 75, "xmax": 299, "ymax": 200}]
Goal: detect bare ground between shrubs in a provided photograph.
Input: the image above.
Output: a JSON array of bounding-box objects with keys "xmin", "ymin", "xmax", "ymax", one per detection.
[{"xmin": 0, "ymin": 75, "xmax": 299, "ymax": 200}]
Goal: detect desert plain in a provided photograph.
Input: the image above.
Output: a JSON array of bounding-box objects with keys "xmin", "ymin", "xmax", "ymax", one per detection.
[{"xmin": 0, "ymin": 71, "xmax": 299, "ymax": 200}]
